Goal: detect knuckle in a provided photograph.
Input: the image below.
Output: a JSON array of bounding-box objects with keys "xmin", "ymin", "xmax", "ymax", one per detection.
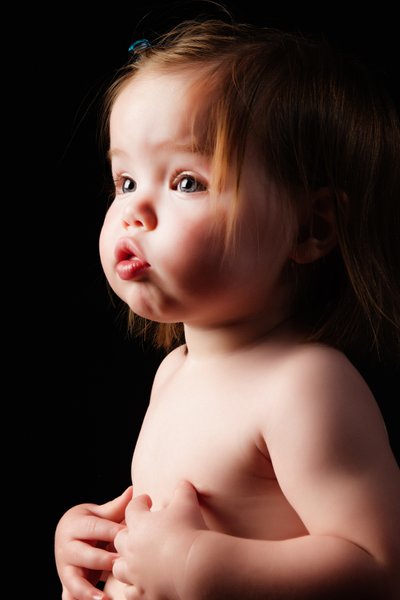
[{"xmin": 85, "ymin": 516, "xmax": 100, "ymax": 537}]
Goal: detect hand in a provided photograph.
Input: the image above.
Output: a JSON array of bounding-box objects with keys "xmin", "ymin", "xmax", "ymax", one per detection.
[
  {"xmin": 113, "ymin": 481, "xmax": 208, "ymax": 600},
  {"xmin": 55, "ymin": 486, "xmax": 133, "ymax": 600}
]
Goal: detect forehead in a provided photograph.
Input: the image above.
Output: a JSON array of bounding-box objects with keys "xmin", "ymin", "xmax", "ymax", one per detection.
[{"xmin": 109, "ymin": 69, "xmax": 212, "ymax": 150}]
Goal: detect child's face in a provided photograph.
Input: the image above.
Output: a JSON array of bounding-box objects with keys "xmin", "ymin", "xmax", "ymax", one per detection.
[{"xmin": 99, "ymin": 70, "xmax": 295, "ymax": 327}]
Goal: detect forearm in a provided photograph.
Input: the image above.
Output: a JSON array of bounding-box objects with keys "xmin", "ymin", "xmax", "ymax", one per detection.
[{"xmin": 180, "ymin": 531, "xmax": 390, "ymax": 600}]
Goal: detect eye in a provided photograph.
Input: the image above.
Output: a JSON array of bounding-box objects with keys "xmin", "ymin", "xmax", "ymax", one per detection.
[
  {"xmin": 173, "ymin": 172, "xmax": 207, "ymax": 194},
  {"xmin": 122, "ymin": 176, "xmax": 137, "ymax": 193},
  {"xmin": 114, "ymin": 176, "xmax": 137, "ymax": 194}
]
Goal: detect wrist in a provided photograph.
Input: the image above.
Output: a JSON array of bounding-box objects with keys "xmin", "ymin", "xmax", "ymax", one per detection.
[{"xmin": 178, "ymin": 531, "xmax": 233, "ymax": 600}]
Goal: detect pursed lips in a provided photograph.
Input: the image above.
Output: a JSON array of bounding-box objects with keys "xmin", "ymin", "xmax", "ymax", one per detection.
[{"xmin": 114, "ymin": 236, "xmax": 150, "ymax": 280}]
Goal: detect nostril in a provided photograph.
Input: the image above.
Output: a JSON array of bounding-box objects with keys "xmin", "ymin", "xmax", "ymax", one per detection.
[
  {"xmin": 122, "ymin": 204, "xmax": 157, "ymax": 231},
  {"xmin": 122, "ymin": 216, "xmax": 144, "ymax": 229}
]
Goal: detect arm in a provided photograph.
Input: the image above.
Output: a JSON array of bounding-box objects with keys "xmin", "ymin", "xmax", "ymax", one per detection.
[
  {"xmin": 113, "ymin": 350, "xmax": 400, "ymax": 599},
  {"xmin": 114, "ymin": 483, "xmax": 397, "ymax": 600},
  {"xmin": 55, "ymin": 486, "xmax": 132, "ymax": 600}
]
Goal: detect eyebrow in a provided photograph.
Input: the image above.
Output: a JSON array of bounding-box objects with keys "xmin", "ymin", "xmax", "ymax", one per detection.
[{"xmin": 108, "ymin": 140, "xmax": 206, "ymax": 161}]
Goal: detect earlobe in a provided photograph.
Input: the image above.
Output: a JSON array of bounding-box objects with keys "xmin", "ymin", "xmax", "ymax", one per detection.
[{"xmin": 291, "ymin": 188, "xmax": 342, "ymax": 265}]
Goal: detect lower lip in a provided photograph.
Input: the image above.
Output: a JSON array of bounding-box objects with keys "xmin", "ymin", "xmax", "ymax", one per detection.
[{"xmin": 116, "ymin": 258, "xmax": 150, "ymax": 281}]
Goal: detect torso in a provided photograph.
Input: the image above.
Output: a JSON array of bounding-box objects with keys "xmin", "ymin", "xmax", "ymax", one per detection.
[{"xmin": 104, "ymin": 341, "xmax": 309, "ymax": 598}]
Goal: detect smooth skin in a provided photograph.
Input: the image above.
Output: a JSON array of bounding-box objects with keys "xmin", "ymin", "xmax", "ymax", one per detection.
[{"xmin": 55, "ymin": 70, "xmax": 400, "ymax": 600}]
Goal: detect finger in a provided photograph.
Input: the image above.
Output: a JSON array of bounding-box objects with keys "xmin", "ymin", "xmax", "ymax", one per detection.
[
  {"xmin": 133, "ymin": 493, "xmax": 153, "ymax": 510},
  {"xmin": 123, "ymin": 583, "xmax": 147, "ymax": 600},
  {"xmin": 172, "ymin": 480, "xmax": 208, "ymax": 529},
  {"xmin": 67, "ymin": 540, "xmax": 118, "ymax": 571},
  {"xmin": 124, "ymin": 493, "xmax": 152, "ymax": 524},
  {"xmin": 63, "ymin": 566, "xmax": 108, "ymax": 600},
  {"xmin": 172, "ymin": 480, "xmax": 199, "ymax": 504},
  {"xmin": 112, "ymin": 556, "xmax": 143, "ymax": 591},
  {"xmin": 94, "ymin": 487, "xmax": 133, "ymax": 522},
  {"xmin": 113, "ymin": 527, "xmax": 128, "ymax": 555},
  {"xmin": 124, "ymin": 586, "xmax": 143, "ymax": 600},
  {"xmin": 78, "ymin": 515, "xmax": 126, "ymax": 542},
  {"xmin": 112, "ymin": 556, "xmax": 131, "ymax": 584}
]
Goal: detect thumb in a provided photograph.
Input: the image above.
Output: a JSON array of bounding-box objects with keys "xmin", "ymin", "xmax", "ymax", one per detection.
[
  {"xmin": 173, "ymin": 480, "xmax": 199, "ymax": 504},
  {"xmin": 95, "ymin": 486, "xmax": 133, "ymax": 522},
  {"xmin": 172, "ymin": 480, "xmax": 208, "ymax": 530},
  {"xmin": 124, "ymin": 493, "xmax": 153, "ymax": 524},
  {"xmin": 131, "ymin": 493, "xmax": 153, "ymax": 511}
]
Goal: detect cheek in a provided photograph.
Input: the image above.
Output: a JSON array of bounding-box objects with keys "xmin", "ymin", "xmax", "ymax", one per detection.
[
  {"xmin": 161, "ymin": 220, "xmax": 226, "ymax": 291},
  {"xmin": 98, "ymin": 209, "xmax": 117, "ymax": 273}
]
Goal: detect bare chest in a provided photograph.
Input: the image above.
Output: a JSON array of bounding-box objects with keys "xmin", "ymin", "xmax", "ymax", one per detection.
[
  {"xmin": 133, "ymin": 382, "xmax": 271, "ymax": 497},
  {"xmin": 130, "ymin": 373, "xmax": 306, "ymax": 540}
]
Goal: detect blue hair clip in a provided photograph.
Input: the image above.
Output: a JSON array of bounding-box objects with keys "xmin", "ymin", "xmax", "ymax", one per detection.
[{"xmin": 128, "ymin": 38, "xmax": 151, "ymax": 54}]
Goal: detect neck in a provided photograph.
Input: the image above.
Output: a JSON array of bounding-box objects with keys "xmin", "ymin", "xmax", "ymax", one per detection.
[{"xmin": 183, "ymin": 310, "xmax": 296, "ymax": 360}]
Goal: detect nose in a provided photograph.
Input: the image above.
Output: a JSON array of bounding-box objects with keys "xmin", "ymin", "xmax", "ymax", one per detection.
[{"xmin": 122, "ymin": 194, "xmax": 157, "ymax": 231}]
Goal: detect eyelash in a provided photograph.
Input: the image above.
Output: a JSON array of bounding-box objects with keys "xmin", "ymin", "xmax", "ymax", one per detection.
[
  {"xmin": 113, "ymin": 175, "xmax": 136, "ymax": 195},
  {"xmin": 113, "ymin": 170, "xmax": 208, "ymax": 195},
  {"xmin": 171, "ymin": 169, "xmax": 208, "ymax": 193}
]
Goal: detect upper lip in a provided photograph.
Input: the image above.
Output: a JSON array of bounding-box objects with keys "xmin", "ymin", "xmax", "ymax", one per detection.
[{"xmin": 114, "ymin": 236, "xmax": 149, "ymax": 264}]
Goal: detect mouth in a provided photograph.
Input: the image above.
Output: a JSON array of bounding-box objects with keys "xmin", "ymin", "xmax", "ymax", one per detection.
[{"xmin": 114, "ymin": 237, "xmax": 150, "ymax": 281}]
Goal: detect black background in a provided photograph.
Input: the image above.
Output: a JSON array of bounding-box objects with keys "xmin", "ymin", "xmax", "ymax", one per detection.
[{"xmin": 43, "ymin": 2, "xmax": 399, "ymax": 597}]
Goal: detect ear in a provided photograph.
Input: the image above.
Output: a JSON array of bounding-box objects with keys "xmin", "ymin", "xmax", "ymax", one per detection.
[{"xmin": 291, "ymin": 188, "xmax": 340, "ymax": 265}]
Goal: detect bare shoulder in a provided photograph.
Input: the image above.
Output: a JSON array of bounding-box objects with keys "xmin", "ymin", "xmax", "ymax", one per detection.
[
  {"xmin": 271, "ymin": 342, "xmax": 374, "ymax": 403},
  {"xmin": 281, "ymin": 341, "xmax": 360, "ymax": 375},
  {"xmin": 263, "ymin": 342, "xmax": 390, "ymax": 461},
  {"xmin": 149, "ymin": 344, "xmax": 187, "ymax": 398},
  {"xmin": 263, "ymin": 341, "xmax": 400, "ymax": 482}
]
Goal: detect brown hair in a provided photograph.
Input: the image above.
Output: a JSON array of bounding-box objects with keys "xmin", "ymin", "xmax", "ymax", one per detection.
[{"xmin": 101, "ymin": 19, "xmax": 400, "ymax": 362}]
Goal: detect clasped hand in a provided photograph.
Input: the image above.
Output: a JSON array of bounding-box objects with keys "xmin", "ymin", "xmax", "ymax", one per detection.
[{"xmin": 113, "ymin": 480, "xmax": 208, "ymax": 600}]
